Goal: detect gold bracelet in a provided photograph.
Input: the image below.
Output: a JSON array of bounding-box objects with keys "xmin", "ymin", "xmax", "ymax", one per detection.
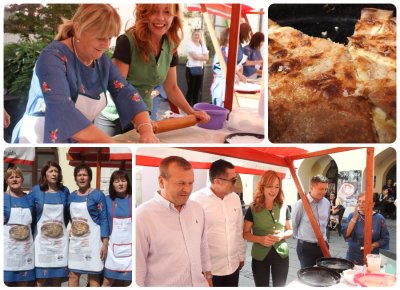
[{"xmin": 136, "ymin": 122, "xmax": 152, "ymax": 133}]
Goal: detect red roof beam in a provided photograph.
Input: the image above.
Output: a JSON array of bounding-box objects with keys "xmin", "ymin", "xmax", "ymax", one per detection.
[
  {"xmin": 180, "ymin": 147, "xmax": 288, "ymax": 167},
  {"xmin": 288, "ymin": 147, "xmax": 364, "ymax": 161}
]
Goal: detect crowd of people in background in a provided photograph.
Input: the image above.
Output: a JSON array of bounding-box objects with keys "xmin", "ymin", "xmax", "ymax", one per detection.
[
  {"xmin": 136, "ymin": 156, "xmax": 393, "ymax": 287},
  {"xmin": 4, "ymin": 162, "xmax": 132, "ymax": 287}
]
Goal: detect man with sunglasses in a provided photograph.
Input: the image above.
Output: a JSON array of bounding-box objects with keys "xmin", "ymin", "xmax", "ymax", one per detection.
[{"xmin": 191, "ymin": 159, "xmax": 246, "ymax": 287}]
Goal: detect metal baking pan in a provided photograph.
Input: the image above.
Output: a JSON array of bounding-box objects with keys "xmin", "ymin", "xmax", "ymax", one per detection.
[
  {"xmin": 224, "ymin": 132, "xmax": 264, "ymax": 144},
  {"xmin": 268, "ymin": 4, "xmax": 396, "ymax": 44},
  {"xmin": 316, "ymin": 257, "xmax": 354, "ymax": 273},
  {"xmin": 297, "ymin": 266, "xmax": 341, "ymax": 287}
]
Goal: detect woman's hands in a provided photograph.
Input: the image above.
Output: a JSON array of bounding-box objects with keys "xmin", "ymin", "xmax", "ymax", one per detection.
[
  {"xmin": 352, "ymin": 203, "xmax": 359, "ymax": 221},
  {"xmin": 192, "ymin": 110, "xmax": 210, "ymax": 124},
  {"xmin": 258, "ymin": 231, "xmax": 283, "ymax": 247},
  {"xmin": 100, "ymin": 238, "xmax": 109, "ymax": 261},
  {"xmin": 139, "ymin": 130, "xmax": 160, "ymax": 143}
]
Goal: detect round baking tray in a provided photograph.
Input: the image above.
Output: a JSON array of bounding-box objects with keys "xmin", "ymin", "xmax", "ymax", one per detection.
[{"xmin": 224, "ymin": 133, "xmax": 264, "ymax": 144}]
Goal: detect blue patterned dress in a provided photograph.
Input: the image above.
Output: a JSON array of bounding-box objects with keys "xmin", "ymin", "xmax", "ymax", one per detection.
[{"xmin": 12, "ymin": 40, "xmax": 148, "ymax": 143}]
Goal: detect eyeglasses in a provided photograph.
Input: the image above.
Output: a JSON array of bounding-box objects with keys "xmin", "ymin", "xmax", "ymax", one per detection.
[{"xmin": 217, "ymin": 176, "xmax": 238, "ymax": 184}]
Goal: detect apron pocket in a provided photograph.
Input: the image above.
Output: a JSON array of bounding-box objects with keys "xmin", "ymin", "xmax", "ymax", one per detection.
[{"xmin": 113, "ymin": 243, "xmax": 132, "ymax": 258}]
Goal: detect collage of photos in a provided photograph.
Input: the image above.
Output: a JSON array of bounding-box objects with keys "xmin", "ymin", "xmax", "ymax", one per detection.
[{"xmin": 1, "ymin": 1, "xmax": 398, "ymax": 289}]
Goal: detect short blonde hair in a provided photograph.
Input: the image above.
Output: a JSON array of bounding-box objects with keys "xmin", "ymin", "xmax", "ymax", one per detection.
[
  {"xmin": 5, "ymin": 166, "xmax": 24, "ymax": 181},
  {"xmin": 55, "ymin": 4, "xmax": 121, "ymax": 41}
]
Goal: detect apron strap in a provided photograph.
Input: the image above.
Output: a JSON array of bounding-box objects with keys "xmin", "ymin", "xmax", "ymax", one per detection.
[{"xmin": 111, "ymin": 196, "xmax": 132, "ymax": 232}]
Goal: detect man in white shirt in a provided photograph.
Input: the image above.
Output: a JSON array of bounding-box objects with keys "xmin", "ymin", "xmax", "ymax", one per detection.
[
  {"xmin": 191, "ymin": 159, "xmax": 246, "ymax": 286},
  {"xmin": 136, "ymin": 156, "xmax": 212, "ymax": 287}
]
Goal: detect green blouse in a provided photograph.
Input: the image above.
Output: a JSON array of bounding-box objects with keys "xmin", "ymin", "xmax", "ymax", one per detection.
[
  {"xmin": 250, "ymin": 202, "xmax": 289, "ymax": 261},
  {"xmin": 125, "ymin": 33, "xmax": 173, "ymax": 109}
]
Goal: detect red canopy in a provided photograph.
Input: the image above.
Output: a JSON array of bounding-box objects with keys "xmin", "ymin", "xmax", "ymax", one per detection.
[
  {"xmin": 186, "ymin": 3, "xmax": 256, "ymax": 19},
  {"xmin": 136, "ymin": 147, "xmax": 307, "ymax": 178}
]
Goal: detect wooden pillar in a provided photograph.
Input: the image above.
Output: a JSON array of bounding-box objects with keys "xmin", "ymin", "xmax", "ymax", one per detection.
[
  {"xmin": 200, "ymin": 4, "xmax": 227, "ymax": 76},
  {"xmin": 363, "ymin": 147, "xmax": 374, "ymax": 262},
  {"xmin": 224, "ymin": 4, "xmax": 241, "ymax": 111},
  {"xmin": 285, "ymin": 157, "xmax": 331, "ymax": 258}
]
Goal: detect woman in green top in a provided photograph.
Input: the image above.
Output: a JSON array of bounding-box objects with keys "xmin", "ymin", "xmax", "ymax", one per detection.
[
  {"xmin": 111, "ymin": 4, "xmax": 210, "ymax": 125},
  {"xmin": 243, "ymin": 170, "xmax": 293, "ymax": 286}
]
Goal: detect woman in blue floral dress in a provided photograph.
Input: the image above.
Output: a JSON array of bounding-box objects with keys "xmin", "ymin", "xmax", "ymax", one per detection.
[{"xmin": 12, "ymin": 4, "xmax": 158, "ymax": 144}]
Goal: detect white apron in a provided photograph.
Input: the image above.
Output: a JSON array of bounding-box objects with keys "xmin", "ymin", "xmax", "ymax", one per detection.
[
  {"xmin": 68, "ymin": 200, "xmax": 103, "ymax": 272},
  {"xmin": 17, "ymin": 91, "xmax": 106, "ymax": 143},
  {"xmin": 4, "ymin": 207, "xmax": 35, "ymax": 271},
  {"xmin": 15, "ymin": 56, "xmax": 107, "ymax": 143},
  {"xmin": 75, "ymin": 91, "xmax": 107, "ymax": 122},
  {"xmin": 105, "ymin": 198, "xmax": 132, "ymax": 271},
  {"xmin": 34, "ymin": 203, "xmax": 68, "ymax": 267}
]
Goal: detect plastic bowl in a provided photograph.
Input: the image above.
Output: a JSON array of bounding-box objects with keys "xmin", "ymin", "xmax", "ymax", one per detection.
[{"xmin": 193, "ymin": 103, "xmax": 229, "ymax": 130}]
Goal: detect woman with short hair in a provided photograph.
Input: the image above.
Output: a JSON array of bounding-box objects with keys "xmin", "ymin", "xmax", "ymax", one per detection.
[
  {"xmin": 67, "ymin": 163, "xmax": 109, "ymax": 286},
  {"xmin": 342, "ymin": 192, "xmax": 390, "ymax": 265},
  {"xmin": 103, "ymin": 170, "xmax": 132, "ymax": 286},
  {"xmin": 4, "ymin": 166, "xmax": 35, "ymax": 286}
]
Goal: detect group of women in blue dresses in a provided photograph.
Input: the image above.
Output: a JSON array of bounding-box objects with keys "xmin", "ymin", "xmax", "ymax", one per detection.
[{"xmin": 4, "ymin": 162, "xmax": 132, "ymax": 287}]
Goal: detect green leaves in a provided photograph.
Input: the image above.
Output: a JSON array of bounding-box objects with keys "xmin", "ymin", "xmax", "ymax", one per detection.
[{"xmin": 4, "ymin": 41, "xmax": 47, "ymax": 106}]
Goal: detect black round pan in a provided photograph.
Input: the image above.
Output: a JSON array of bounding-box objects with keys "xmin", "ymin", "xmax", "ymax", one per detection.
[
  {"xmin": 224, "ymin": 132, "xmax": 264, "ymax": 144},
  {"xmin": 297, "ymin": 266, "xmax": 341, "ymax": 287},
  {"xmin": 268, "ymin": 4, "xmax": 396, "ymax": 44},
  {"xmin": 316, "ymin": 257, "xmax": 355, "ymax": 273}
]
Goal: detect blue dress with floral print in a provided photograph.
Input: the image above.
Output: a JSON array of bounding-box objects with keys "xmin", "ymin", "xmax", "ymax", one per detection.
[{"xmin": 12, "ymin": 40, "xmax": 148, "ymax": 143}]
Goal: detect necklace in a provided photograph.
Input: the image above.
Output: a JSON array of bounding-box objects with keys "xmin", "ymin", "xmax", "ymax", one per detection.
[{"xmin": 72, "ymin": 37, "xmax": 94, "ymax": 67}]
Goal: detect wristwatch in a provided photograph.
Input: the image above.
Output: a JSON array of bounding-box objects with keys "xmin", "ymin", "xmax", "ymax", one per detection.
[{"xmin": 205, "ymin": 273, "xmax": 213, "ymax": 279}]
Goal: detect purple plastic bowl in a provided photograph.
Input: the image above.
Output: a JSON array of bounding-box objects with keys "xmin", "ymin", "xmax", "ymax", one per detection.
[{"xmin": 193, "ymin": 103, "xmax": 229, "ymax": 130}]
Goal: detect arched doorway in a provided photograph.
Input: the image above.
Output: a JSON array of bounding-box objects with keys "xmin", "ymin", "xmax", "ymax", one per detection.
[
  {"xmin": 385, "ymin": 165, "xmax": 396, "ymax": 184},
  {"xmin": 326, "ymin": 160, "xmax": 338, "ymax": 197}
]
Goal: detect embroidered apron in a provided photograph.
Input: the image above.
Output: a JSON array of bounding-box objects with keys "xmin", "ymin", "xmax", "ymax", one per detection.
[{"xmin": 105, "ymin": 197, "xmax": 132, "ymax": 271}]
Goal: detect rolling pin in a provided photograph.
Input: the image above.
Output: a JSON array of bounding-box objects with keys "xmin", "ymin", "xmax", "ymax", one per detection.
[{"xmin": 154, "ymin": 115, "xmax": 198, "ymax": 134}]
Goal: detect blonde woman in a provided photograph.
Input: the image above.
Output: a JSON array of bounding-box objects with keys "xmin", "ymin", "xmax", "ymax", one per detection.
[
  {"xmin": 4, "ymin": 166, "xmax": 35, "ymax": 286},
  {"xmin": 185, "ymin": 29, "xmax": 209, "ymax": 106},
  {"xmin": 12, "ymin": 4, "xmax": 158, "ymax": 143}
]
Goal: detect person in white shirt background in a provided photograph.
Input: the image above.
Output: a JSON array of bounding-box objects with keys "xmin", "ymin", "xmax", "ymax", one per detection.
[
  {"xmin": 185, "ymin": 29, "xmax": 209, "ymax": 106},
  {"xmin": 136, "ymin": 156, "xmax": 212, "ymax": 287},
  {"xmin": 191, "ymin": 159, "xmax": 246, "ymax": 287}
]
